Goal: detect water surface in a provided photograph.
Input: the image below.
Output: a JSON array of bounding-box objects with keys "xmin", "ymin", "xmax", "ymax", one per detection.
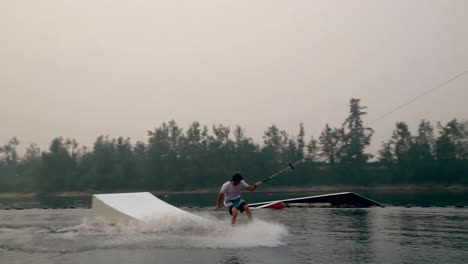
[{"xmin": 1, "ymin": 205, "xmax": 467, "ymax": 264}]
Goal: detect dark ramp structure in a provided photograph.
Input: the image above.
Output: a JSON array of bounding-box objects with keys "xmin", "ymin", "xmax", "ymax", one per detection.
[{"xmin": 249, "ymin": 192, "xmax": 382, "ymax": 208}]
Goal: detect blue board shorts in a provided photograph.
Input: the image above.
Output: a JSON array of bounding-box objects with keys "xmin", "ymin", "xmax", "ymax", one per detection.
[{"xmin": 225, "ymin": 197, "xmax": 247, "ymax": 215}]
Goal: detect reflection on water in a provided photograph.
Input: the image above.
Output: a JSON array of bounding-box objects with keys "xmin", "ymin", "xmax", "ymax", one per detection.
[
  {"xmin": 283, "ymin": 207, "xmax": 468, "ymax": 264},
  {"xmin": 327, "ymin": 209, "xmax": 373, "ymax": 263},
  {"xmin": 221, "ymin": 256, "xmax": 243, "ymax": 264}
]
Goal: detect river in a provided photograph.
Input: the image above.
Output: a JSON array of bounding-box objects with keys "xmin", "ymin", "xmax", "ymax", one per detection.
[{"xmin": 0, "ymin": 190, "xmax": 467, "ymax": 263}]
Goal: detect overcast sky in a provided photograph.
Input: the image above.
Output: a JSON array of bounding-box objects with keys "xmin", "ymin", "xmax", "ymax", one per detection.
[{"xmin": 1, "ymin": 0, "xmax": 467, "ymax": 155}]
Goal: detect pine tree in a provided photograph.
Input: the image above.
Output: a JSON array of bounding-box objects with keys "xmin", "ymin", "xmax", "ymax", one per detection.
[
  {"xmin": 318, "ymin": 124, "xmax": 344, "ymax": 165},
  {"xmin": 341, "ymin": 98, "xmax": 374, "ymax": 165}
]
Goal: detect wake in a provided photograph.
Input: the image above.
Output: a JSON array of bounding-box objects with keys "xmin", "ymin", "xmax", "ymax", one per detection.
[{"xmin": 0, "ymin": 213, "xmax": 288, "ymax": 252}]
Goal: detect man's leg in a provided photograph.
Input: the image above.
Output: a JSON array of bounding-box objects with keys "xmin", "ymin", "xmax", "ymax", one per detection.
[
  {"xmin": 243, "ymin": 204, "xmax": 253, "ymax": 221},
  {"xmin": 231, "ymin": 207, "xmax": 239, "ymax": 225}
]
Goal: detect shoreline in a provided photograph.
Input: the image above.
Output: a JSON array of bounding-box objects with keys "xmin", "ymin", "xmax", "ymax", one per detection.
[{"xmin": 0, "ymin": 184, "xmax": 466, "ymax": 198}]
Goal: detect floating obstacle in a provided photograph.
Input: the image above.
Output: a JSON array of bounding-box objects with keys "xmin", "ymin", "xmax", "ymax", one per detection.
[
  {"xmin": 92, "ymin": 192, "xmax": 204, "ymax": 223},
  {"xmin": 249, "ymin": 192, "xmax": 382, "ymax": 208},
  {"xmin": 252, "ymin": 201, "xmax": 286, "ymax": 210}
]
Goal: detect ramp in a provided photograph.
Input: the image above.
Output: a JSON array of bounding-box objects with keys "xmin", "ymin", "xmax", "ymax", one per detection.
[
  {"xmin": 92, "ymin": 192, "xmax": 204, "ymax": 223},
  {"xmin": 249, "ymin": 192, "xmax": 382, "ymax": 208},
  {"xmin": 252, "ymin": 201, "xmax": 286, "ymax": 209}
]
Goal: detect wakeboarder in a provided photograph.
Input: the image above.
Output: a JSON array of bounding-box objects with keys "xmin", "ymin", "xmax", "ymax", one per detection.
[{"xmin": 214, "ymin": 173, "xmax": 261, "ymax": 225}]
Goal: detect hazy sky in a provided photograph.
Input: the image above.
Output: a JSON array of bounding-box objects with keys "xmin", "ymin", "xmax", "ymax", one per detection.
[{"xmin": 1, "ymin": 0, "xmax": 467, "ymax": 155}]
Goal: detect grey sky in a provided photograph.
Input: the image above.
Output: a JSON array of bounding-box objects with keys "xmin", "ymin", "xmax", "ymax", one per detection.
[{"xmin": 1, "ymin": 0, "xmax": 467, "ymax": 155}]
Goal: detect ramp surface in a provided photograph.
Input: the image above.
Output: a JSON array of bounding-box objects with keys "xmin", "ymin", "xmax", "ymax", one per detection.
[
  {"xmin": 253, "ymin": 201, "xmax": 286, "ymax": 209},
  {"xmin": 249, "ymin": 192, "xmax": 382, "ymax": 208},
  {"xmin": 92, "ymin": 192, "xmax": 204, "ymax": 223}
]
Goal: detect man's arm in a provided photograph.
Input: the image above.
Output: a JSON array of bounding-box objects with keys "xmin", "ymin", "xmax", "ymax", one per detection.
[
  {"xmin": 247, "ymin": 185, "xmax": 257, "ymax": 191},
  {"xmin": 214, "ymin": 193, "xmax": 224, "ymax": 210},
  {"xmin": 247, "ymin": 181, "xmax": 264, "ymax": 191},
  {"xmin": 243, "ymin": 179, "xmax": 261, "ymax": 191}
]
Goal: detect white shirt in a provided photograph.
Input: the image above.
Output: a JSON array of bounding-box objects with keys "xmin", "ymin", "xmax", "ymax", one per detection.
[{"xmin": 220, "ymin": 180, "xmax": 250, "ymax": 202}]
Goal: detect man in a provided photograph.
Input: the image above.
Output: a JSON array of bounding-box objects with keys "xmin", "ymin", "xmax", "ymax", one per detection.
[{"xmin": 214, "ymin": 172, "xmax": 261, "ymax": 225}]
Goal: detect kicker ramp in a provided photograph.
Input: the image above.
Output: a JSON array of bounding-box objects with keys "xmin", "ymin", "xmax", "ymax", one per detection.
[
  {"xmin": 249, "ymin": 192, "xmax": 382, "ymax": 208},
  {"xmin": 92, "ymin": 192, "xmax": 204, "ymax": 223}
]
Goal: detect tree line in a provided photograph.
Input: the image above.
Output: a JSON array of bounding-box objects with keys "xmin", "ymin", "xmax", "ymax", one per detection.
[{"xmin": 1, "ymin": 98, "xmax": 467, "ymax": 193}]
